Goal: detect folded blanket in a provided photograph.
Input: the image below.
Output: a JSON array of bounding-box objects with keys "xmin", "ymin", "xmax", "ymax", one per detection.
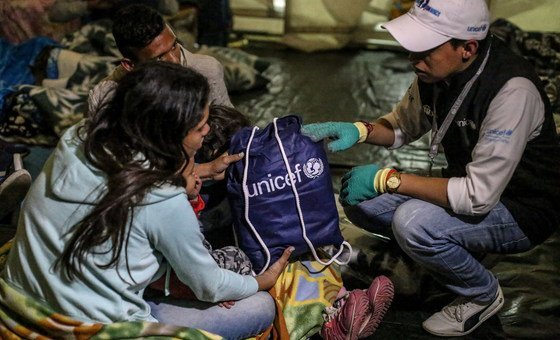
[{"xmin": 0, "ymin": 37, "xmax": 59, "ymax": 115}]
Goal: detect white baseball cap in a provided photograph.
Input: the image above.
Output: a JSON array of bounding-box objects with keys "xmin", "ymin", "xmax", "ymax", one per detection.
[{"xmin": 383, "ymin": 0, "xmax": 489, "ymax": 52}]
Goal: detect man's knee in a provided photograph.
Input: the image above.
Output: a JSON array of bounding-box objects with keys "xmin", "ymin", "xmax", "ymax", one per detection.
[{"xmin": 392, "ymin": 200, "xmax": 436, "ymax": 252}]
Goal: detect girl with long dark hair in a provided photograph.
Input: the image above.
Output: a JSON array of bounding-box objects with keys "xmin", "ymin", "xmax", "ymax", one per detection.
[{"xmin": 2, "ymin": 62, "xmax": 291, "ymax": 339}]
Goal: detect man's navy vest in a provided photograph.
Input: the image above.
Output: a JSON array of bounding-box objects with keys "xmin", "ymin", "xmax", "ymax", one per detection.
[{"xmin": 418, "ymin": 36, "xmax": 560, "ymax": 244}]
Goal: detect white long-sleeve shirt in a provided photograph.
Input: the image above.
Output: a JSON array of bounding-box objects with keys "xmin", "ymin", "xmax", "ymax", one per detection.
[{"xmin": 384, "ymin": 77, "xmax": 545, "ymax": 215}]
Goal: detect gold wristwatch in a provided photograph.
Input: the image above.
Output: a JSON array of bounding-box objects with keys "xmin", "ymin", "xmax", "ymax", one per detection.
[{"xmin": 386, "ymin": 171, "xmax": 401, "ymax": 193}]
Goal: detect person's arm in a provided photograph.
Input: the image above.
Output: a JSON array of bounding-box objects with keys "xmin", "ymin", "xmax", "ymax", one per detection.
[
  {"xmin": 381, "ymin": 77, "xmax": 545, "ymax": 212},
  {"xmin": 446, "ymin": 77, "xmax": 545, "ymax": 215},
  {"xmin": 340, "ymin": 164, "xmax": 450, "ymax": 207},
  {"xmin": 302, "ymin": 79, "xmax": 431, "ymax": 152},
  {"xmin": 148, "ymin": 195, "xmax": 255, "ymax": 302},
  {"xmin": 366, "ymin": 78, "xmax": 544, "ymax": 212},
  {"xmin": 340, "ymin": 77, "xmax": 544, "ymax": 210},
  {"xmin": 147, "ymin": 194, "xmax": 292, "ymax": 302},
  {"xmin": 362, "ymin": 117, "xmax": 396, "ymax": 147},
  {"xmin": 194, "ymin": 152, "xmax": 244, "ymax": 181},
  {"xmin": 366, "ymin": 80, "xmax": 451, "ymax": 206},
  {"xmin": 396, "ymin": 173, "xmax": 451, "ymax": 207},
  {"xmin": 368, "ymin": 79, "xmax": 432, "ymax": 147}
]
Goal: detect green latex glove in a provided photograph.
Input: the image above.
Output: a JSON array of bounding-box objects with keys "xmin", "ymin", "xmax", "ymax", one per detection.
[
  {"xmin": 339, "ymin": 164, "xmax": 380, "ymax": 206},
  {"xmin": 301, "ymin": 122, "xmax": 360, "ymax": 152}
]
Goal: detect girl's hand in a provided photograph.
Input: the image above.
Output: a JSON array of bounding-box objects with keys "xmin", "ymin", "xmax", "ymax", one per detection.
[{"xmin": 219, "ymin": 300, "xmax": 236, "ymax": 309}]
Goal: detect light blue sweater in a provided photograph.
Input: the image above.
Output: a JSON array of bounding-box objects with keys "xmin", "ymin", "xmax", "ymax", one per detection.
[{"xmin": 1, "ymin": 124, "xmax": 258, "ymax": 323}]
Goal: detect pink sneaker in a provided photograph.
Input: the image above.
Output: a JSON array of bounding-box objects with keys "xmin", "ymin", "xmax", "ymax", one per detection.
[
  {"xmin": 360, "ymin": 275, "xmax": 395, "ymax": 338},
  {"xmin": 321, "ymin": 289, "xmax": 371, "ymax": 340}
]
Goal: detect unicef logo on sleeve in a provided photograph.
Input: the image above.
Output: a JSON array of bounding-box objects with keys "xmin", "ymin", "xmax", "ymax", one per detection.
[{"xmin": 303, "ymin": 158, "xmax": 324, "ymax": 179}]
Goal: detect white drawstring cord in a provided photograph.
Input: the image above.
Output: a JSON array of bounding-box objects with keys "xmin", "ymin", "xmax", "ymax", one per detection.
[
  {"xmin": 241, "ymin": 126, "xmax": 272, "ymax": 275},
  {"xmin": 271, "ymin": 118, "xmax": 351, "ymax": 267}
]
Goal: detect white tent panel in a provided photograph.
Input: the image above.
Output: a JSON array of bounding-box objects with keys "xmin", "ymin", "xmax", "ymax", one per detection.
[{"xmin": 490, "ymin": 0, "xmax": 560, "ymax": 32}]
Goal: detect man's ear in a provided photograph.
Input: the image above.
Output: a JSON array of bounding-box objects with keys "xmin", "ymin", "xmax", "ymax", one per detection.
[
  {"xmin": 120, "ymin": 58, "xmax": 135, "ymax": 72},
  {"xmin": 462, "ymin": 40, "xmax": 479, "ymax": 60}
]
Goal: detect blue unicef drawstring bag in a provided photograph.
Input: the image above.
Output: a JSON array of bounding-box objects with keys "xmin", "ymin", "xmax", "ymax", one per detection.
[{"xmin": 227, "ymin": 115, "xmax": 351, "ymax": 274}]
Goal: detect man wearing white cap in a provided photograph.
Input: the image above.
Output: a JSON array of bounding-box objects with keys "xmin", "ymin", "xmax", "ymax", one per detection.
[{"xmin": 303, "ymin": 0, "xmax": 560, "ymax": 337}]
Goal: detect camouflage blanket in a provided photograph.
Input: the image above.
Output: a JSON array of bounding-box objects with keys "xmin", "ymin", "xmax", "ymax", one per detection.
[
  {"xmin": 0, "ymin": 20, "xmax": 272, "ymax": 146},
  {"xmin": 490, "ymin": 19, "xmax": 560, "ymax": 116}
]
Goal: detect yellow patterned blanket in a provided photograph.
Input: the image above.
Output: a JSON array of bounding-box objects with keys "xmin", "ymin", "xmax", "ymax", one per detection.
[{"xmin": 268, "ymin": 260, "xmax": 343, "ymax": 340}]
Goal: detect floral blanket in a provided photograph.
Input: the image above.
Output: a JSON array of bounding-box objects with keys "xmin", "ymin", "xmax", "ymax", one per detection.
[{"xmin": 0, "ymin": 20, "xmax": 272, "ymax": 146}]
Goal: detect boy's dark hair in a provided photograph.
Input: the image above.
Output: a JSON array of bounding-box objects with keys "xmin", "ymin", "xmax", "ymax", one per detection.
[
  {"xmin": 112, "ymin": 4, "xmax": 165, "ymax": 60},
  {"xmin": 197, "ymin": 105, "xmax": 251, "ymax": 163}
]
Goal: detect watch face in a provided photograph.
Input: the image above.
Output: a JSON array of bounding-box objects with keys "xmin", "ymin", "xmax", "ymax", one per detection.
[{"xmin": 387, "ymin": 176, "xmax": 400, "ymax": 189}]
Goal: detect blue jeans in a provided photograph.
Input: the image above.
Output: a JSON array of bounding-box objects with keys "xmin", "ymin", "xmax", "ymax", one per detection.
[
  {"xmin": 344, "ymin": 194, "xmax": 533, "ymax": 303},
  {"xmin": 147, "ymin": 291, "xmax": 275, "ymax": 339}
]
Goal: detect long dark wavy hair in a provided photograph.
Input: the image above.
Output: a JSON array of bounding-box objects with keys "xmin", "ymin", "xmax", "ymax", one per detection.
[{"xmin": 57, "ymin": 61, "xmax": 209, "ymax": 280}]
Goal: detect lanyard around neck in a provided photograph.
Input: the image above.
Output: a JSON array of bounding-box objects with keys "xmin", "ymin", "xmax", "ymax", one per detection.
[{"xmin": 428, "ymin": 41, "xmax": 492, "ymax": 175}]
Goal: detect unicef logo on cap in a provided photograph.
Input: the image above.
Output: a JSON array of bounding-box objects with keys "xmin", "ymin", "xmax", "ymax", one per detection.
[
  {"xmin": 416, "ymin": 0, "xmax": 430, "ymax": 8},
  {"xmin": 415, "ymin": 0, "xmax": 441, "ymax": 16},
  {"xmin": 303, "ymin": 158, "xmax": 324, "ymax": 179}
]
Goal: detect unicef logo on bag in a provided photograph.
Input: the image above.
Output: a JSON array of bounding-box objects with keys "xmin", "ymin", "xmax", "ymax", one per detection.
[
  {"xmin": 245, "ymin": 157, "xmax": 324, "ymax": 198},
  {"xmin": 303, "ymin": 157, "xmax": 324, "ymax": 179}
]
